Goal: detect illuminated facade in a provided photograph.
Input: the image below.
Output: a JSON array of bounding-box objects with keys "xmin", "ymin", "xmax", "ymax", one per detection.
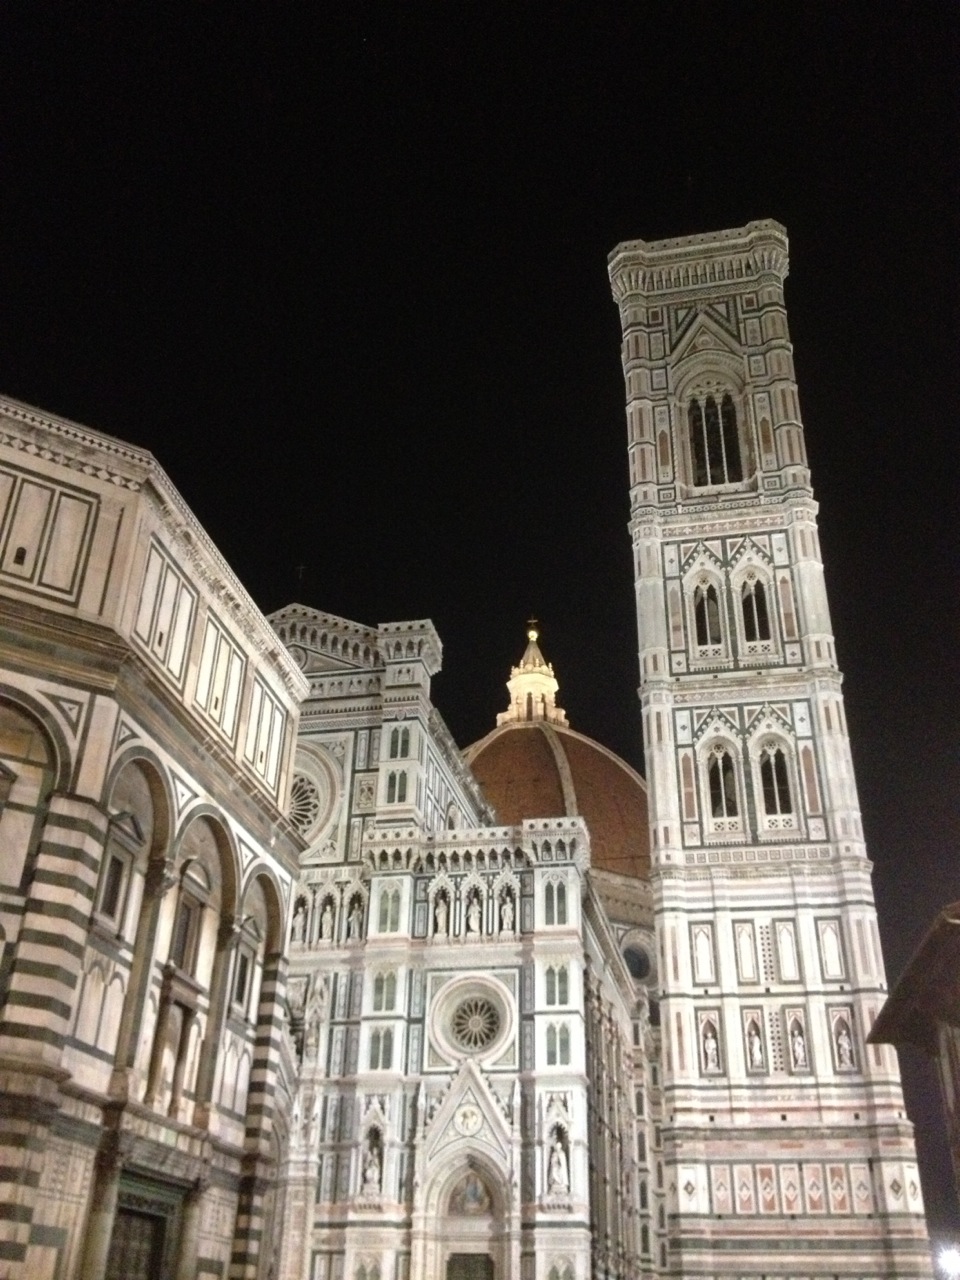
[
  {"xmin": 607, "ymin": 220, "xmax": 931, "ymax": 1276},
  {"xmin": 0, "ymin": 221, "xmax": 934, "ymax": 1280}
]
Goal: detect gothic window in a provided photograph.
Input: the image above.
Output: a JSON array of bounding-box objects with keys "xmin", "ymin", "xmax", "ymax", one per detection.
[
  {"xmin": 741, "ymin": 578, "xmax": 771, "ymax": 642},
  {"xmin": 694, "ymin": 584, "xmax": 722, "ymax": 646},
  {"xmin": 546, "ymin": 1022, "xmax": 571, "ymax": 1066},
  {"xmin": 373, "ymin": 971, "xmax": 397, "ymax": 1012},
  {"xmin": 559, "ymin": 1024, "xmax": 570, "ymax": 1062},
  {"xmin": 397, "ymin": 772, "xmax": 407, "ymax": 802},
  {"xmin": 368, "ymin": 1027, "xmax": 393, "ymax": 1070},
  {"xmin": 707, "ymin": 748, "xmax": 738, "ymax": 819},
  {"xmin": 760, "ymin": 746, "xmax": 792, "ymax": 815},
  {"xmin": 688, "ymin": 393, "xmax": 743, "ymax": 486},
  {"xmin": 386, "ymin": 771, "xmax": 407, "ymax": 804},
  {"xmin": 389, "ymin": 728, "xmax": 399, "ymax": 759},
  {"xmin": 377, "ymin": 888, "xmax": 401, "ymax": 933},
  {"xmin": 544, "ymin": 880, "xmax": 568, "ymax": 926},
  {"xmin": 546, "ymin": 965, "xmax": 569, "ymax": 1006}
]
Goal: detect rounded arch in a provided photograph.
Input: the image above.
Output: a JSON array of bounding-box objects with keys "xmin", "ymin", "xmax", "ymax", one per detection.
[
  {"xmin": 0, "ymin": 687, "xmax": 70, "ymax": 790},
  {"xmin": 672, "ymin": 351, "xmax": 745, "ymax": 403},
  {"xmin": 239, "ymin": 862, "xmax": 287, "ymax": 955},
  {"xmin": 673, "ymin": 359, "xmax": 752, "ymax": 490},
  {"xmin": 620, "ymin": 928, "xmax": 656, "ymax": 984},
  {"xmin": 173, "ymin": 808, "xmax": 239, "ymax": 922},
  {"xmin": 103, "ymin": 749, "xmax": 173, "ymax": 858}
]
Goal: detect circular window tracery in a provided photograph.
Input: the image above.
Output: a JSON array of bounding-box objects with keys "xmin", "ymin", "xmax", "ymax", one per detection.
[
  {"xmin": 451, "ymin": 997, "xmax": 501, "ymax": 1051},
  {"xmin": 289, "ymin": 773, "xmax": 321, "ymax": 835}
]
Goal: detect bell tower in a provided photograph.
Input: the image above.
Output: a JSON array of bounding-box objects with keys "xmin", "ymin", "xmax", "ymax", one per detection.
[{"xmin": 608, "ymin": 222, "xmax": 931, "ymax": 1276}]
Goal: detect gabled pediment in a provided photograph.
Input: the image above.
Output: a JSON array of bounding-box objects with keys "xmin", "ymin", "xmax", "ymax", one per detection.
[
  {"xmin": 425, "ymin": 1059, "xmax": 513, "ymax": 1166},
  {"xmin": 671, "ymin": 311, "xmax": 742, "ymax": 367},
  {"xmin": 680, "ymin": 539, "xmax": 725, "ymax": 575},
  {"xmin": 692, "ymin": 707, "xmax": 740, "ymax": 744},
  {"xmin": 109, "ymin": 809, "xmax": 145, "ymax": 847}
]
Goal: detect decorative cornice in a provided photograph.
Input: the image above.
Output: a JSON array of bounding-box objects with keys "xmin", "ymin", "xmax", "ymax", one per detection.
[
  {"xmin": 609, "ymin": 220, "xmax": 789, "ymax": 302},
  {"xmin": 0, "ymin": 394, "xmax": 308, "ymax": 704}
]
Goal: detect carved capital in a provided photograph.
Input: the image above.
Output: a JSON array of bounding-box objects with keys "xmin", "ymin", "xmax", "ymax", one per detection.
[
  {"xmin": 145, "ymin": 857, "xmax": 178, "ymax": 899},
  {"xmin": 218, "ymin": 914, "xmax": 242, "ymax": 950}
]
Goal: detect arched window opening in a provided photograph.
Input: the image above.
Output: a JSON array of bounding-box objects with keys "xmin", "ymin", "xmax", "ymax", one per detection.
[
  {"xmin": 760, "ymin": 746, "xmax": 792, "ymax": 815},
  {"xmin": 525, "ymin": 692, "xmax": 533, "ymax": 721},
  {"xmin": 397, "ymin": 772, "xmax": 407, "ymax": 804},
  {"xmin": 708, "ymin": 749, "xmax": 738, "ymax": 818},
  {"xmin": 387, "ymin": 772, "xmax": 396, "ymax": 804},
  {"xmin": 400, "ymin": 727, "xmax": 410, "ymax": 756},
  {"xmin": 689, "ymin": 393, "xmax": 743, "ymax": 487},
  {"xmin": 545, "ymin": 882, "xmax": 555, "ymax": 925},
  {"xmin": 558, "ymin": 1024, "xmax": 570, "ymax": 1064},
  {"xmin": 378, "ymin": 888, "xmax": 401, "ymax": 933},
  {"xmin": 373, "ymin": 971, "xmax": 397, "ymax": 1012},
  {"xmin": 369, "ymin": 1027, "xmax": 393, "ymax": 1070},
  {"xmin": 389, "ymin": 728, "xmax": 399, "ymax": 759},
  {"xmin": 741, "ymin": 579, "xmax": 771, "ymax": 642},
  {"xmin": 694, "ymin": 584, "xmax": 722, "ymax": 646},
  {"xmin": 689, "ymin": 399, "xmax": 707, "ymax": 487},
  {"xmin": 556, "ymin": 882, "xmax": 567, "ymax": 925},
  {"xmin": 546, "ymin": 964, "xmax": 568, "ymax": 1006},
  {"xmin": 720, "ymin": 394, "xmax": 742, "ymax": 481},
  {"xmin": 546, "ymin": 1024, "xmax": 557, "ymax": 1065}
]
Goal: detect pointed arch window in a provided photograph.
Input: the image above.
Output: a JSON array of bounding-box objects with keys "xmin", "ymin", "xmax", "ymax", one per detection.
[
  {"xmin": 386, "ymin": 771, "xmax": 407, "ymax": 804},
  {"xmin": 760, "ymin": 746, "xmax": 792, "ymax": 815},
  {"xmin": 545, "ymin": 880, "xmax": 568, "ymax": 926},
  {"xmin": 546, "ymin": 1022, "xmax": 571, "ymax": 1066},
  {"xmin": 694, "ymin": 584, "xmax": 722, "ymax": 646},
  {"xmin": 377, "ymin": 888, "xmax": 401, "ymax": 933},
  {"xmin": 373, "ymin": 971, "xmax": 397, "ymax": 1012},
  {"xmin": 689, "ymin": 393, "xmax": 743, "ymax": 487},
  {"xmin": 707, "ymin": 748, "xmax": 738, "ymax": 819},
  {"xmin": 388, "ymin": 727, "xmax": 410, "ymax": 760},
  {"xmin": 369, "ymin": 1027, "xmax": 393, "ymax": 1071},
  {"xmin": 546, "ymin": 965, "xmax": 569, "ymax": 1006},
  {"xmin": 741, "ymin": 578, "xmax": 771, "ymax": 642}
]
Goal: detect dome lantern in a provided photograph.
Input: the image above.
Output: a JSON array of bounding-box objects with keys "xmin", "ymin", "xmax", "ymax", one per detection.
[{"xmin": 496, "ymin": 620, "xmax": 569, "ymax": 727}]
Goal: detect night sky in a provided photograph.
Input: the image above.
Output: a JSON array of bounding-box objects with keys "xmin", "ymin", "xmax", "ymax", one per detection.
[{"xmin": 1, "ymin": 1, "xmax": 957, "ymax": 1238}]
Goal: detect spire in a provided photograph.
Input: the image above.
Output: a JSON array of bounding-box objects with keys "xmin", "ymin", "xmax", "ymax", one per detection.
[{"xmin": 496, "ymin": 622, "xmax": 569, "ymax": 727}]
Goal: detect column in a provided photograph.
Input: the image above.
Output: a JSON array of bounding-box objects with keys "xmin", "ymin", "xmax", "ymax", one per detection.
[{"xmin": 192, "ymin": 915, "xmax": 240, "ymax": 1128}]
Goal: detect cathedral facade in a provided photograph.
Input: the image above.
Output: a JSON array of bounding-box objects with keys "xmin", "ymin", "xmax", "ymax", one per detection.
[{"xmin": 0, "ymin": 222, "xmax": 933, "ymax": 1279}]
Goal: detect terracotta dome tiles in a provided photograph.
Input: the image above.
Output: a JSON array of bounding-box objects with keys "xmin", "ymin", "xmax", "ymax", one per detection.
[{"xmin": 466, "ymin": 723, "xmax": 651, "ymax": 881}]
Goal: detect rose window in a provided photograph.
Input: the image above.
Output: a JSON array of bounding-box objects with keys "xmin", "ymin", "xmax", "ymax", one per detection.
[
  {"xmin": 451, "ymin": 997, "xmax": 501, "ymax": 1051},
  {"xmin": 289, "ymin": 773, "xmax": 321, "ymax": 835}
]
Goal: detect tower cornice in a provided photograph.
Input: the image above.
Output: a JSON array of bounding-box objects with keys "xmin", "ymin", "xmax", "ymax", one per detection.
[{"xmin": 608, "ymin": 220, "xmax": 789, "ymax": 302}]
